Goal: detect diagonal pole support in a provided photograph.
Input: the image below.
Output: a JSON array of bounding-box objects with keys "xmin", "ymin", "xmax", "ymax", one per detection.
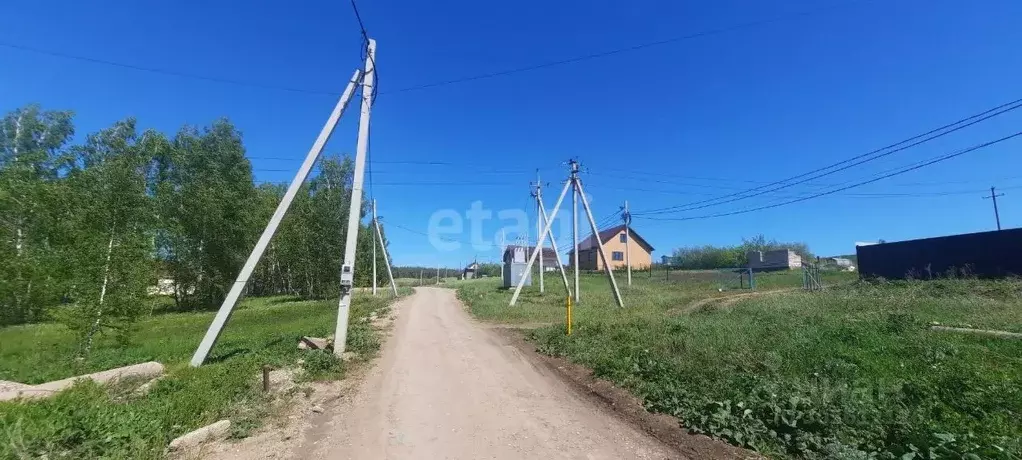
[
  {"xmin": 375, "ymin": 217, "xmax": 399, "ymax": 296},
  {"xmin": 538, "ymin": 197, "xmax": 571, "ymax": 297},
  {"xmin": 190, "ymin": 69, "xmax": 363, "ymax": 367},
  {"xmin": 510, "ymin": 179, "xmax": 572, "ymax": 306},
  {"xmin": 576, "ymin": 178, "xmax": 625, "ymax": 308}
]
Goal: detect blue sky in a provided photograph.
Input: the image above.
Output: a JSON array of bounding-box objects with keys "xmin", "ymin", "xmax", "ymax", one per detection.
[{"xmin": 3, "ymin": 0, "xmax": 1022, "ymax": 267}]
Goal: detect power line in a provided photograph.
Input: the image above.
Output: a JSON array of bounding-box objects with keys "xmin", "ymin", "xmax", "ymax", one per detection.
[
  {"xmin": 382, "ymin": 0, "xmax": 870, "ymax": 95},
  {"xmin": 633, "ymin": 97, "xmax": 1022, "ymax": 215},
  {"xmin": 586, "ymin": 171, "xmax": 838, "ymax": 191},
  {"xmin": 636, "ymin": 131, "xmax": 1022, "ymax": 222},
  {"xmin": 0, "ymin": 1, "xmax": 867, "ymax": 98},
  {"xmin": 0, "ymin": 40, "xmax": 341, "ymax": 97}
]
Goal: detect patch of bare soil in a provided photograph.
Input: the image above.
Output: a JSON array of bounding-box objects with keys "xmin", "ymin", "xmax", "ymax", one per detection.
[
  {"xmin": 195, "ymin": 303, "xmax": 402, "ymax": 460},
  {"xmin": 491, "ymin": 327, "xmax": 761, "ymax": 460}
]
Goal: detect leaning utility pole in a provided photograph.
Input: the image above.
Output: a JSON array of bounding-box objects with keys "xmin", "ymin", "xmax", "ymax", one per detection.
[
  {"xmin": 373, "ymin": 202, "xmax": 398, "ymax": 296},
  {"xmin": 333, "ymin": 38, "xmax": 377, "ymax": 357},
  {"xmin": 511, "ymin": 160, "xmax": 624, "ymax": 308},
  {"xmin": 532, "ymin": 171, "xmax": 545, "ymax": 293},
  {"xmin": 983, "ymin": 186, "xmax": 1005, "ymax": 231},
  {"xmin": 189, "ymin": 68, "xmax": 363, "ymax": 367},
  {"xmin": 372, "ymin": 199, "xmax": 378, "ymax": 296},
  {"xmin": 538, "ymin": 189, "xmax": 573, "ymax": 297},
  {"xmin": 623, "ymin": 200, "xmax": 632, "ymax": 286}
]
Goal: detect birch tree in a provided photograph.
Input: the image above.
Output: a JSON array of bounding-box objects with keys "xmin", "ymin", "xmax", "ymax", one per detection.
[
  {"xmin": 60, "ymin": 120, "xmax": 157, "ymax": 357},
  {"xmin": 0, "ymin": 105, "xmax": 74, "ymax": 325}
]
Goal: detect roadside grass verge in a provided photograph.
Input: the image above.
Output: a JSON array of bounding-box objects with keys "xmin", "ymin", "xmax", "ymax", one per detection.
[
  {"xmin": 457, "ymin": 274, "xmax": 1022, "ymax": 458},
  {"xmin": 0, "ymin": 289, "xmax": 409, "ymax": 459}
]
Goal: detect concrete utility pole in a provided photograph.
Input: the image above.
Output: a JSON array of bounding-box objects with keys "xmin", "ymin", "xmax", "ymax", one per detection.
[
  {"xmin": 499, "ymin": 228, "xmax": 505, "ymax": 281},
  {"xmin": 189, "ymin": 68, "xmax": 362, "ymax": 367},
  {"xmin": 333, "ymin": 38, "xmax": 377, "ymax": 357},
  {"xmin": 571, "ymin": 160, "xmax": 580, "ymax": 303},
  {"xmin": 576, "ymin": 174, "xmax": 625, "ymax": 308},
  {"xmin": 419, "ymin": 269, "xmax": 423, "ymax": 286},
  {"xmin": 623, "ymin": 200, "xmax": 632, "ymax": 286},
  {"xmin": 373, "ymin": 205, "xmax": 398, "ymax": 296},
  {"xmin": 372, "ymin": 199, "xmax": 378, "ymax": 296},
  {"xmin": 532, "ymin": 171, "xmax": 545, "ymax": 293},
  {"xmin": 510, "ymin": 160, "xmax": 624, "ymax": 308},
  {"xmin": 436, "ymin": 264, "xmax": 440, "ymax": 285},
  {"xmin": 538, "ymin": 191, "xmax": 572, "ymax": 297},
  {"xmin": 983, "ymin": 186, "xmax": 1005, "ymax": 231}
]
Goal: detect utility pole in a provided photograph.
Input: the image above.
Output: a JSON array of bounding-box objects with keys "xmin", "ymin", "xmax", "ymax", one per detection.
[
  {"xmin": 510, "ymin": 160, "xmax": 624, "ymax": 308},
  {"xmin": 333, "ymin": 38, "xmax": 377, "ymax": 357},
  {"xmin": 372, "ymin": 199, "xmax": 378, "ymax": 296},
  {"xmin": 623, "ymin": 200, "xmax": 632, "ymax": 286},
  {"xmin": 373, "ymin": 209, "xmax": 398, "ymax": 296},
  {"xmin": 436, "ymin": 264, "xmax": 440, "ymax": 285},
  {"xmin": 571, "ymin": 160, "xmax": 580, "ymax": 302},
  {"xmin": 532, "ymin": 171, "xmax": 545, "ymax": 293},
  {"xmin": 419, "ymin": 269, "xmax": 423, "ymax": 286},
  {"xmin": 499, "ymin": 228, "xmax": 505, "ymax": 282},
  {"xmin": 983, "ymin": 186, "xmax": 1005, "ymax": 231},
  {"xmin": 189, "ymin": 69, "xmax": 363, "ymax": 367}
]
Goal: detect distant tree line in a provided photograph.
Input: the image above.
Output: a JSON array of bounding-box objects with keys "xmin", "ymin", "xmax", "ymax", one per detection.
[
  {"xmin": 390, "ymin": 265, "xmax": 464, "ymax": 280},
  {"xmin": 1, "ymin": 105, "xmax": 388, "ymax": 356},
  {"xmin": 667, "ymin": 235, "xmax": 813, "ymax": 270}
]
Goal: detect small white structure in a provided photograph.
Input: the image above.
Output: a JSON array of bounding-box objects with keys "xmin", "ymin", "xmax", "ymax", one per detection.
[{"xmin": 748, "ymin": 249, "xmax": 802, "ymax": 271}]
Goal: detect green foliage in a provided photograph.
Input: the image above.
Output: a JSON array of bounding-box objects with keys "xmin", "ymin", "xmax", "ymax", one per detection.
[
  {"xmin": 0, "ymin": 293, "xmax": 401, "ymax": 459},
  {"xmin": 459, "ymin": 275, "xmax": 1022, "ymax": 459},
  {"xmin": 301, "ymin": 350, "xmax": 344, "ymax": 381},
  {"xmin": 0, "ymin": 105, "xmax": 76, "ymax": 325},
  {"xmin": 669, "ymin": 234, "xmax": 813, "ymax": 269},
  {"xmin": 2, "ymin": 103, "xmax": 391, "ymax": 337},
  {"xmin": 154, "ymin": 120, "xmax": 260, "ymax": 309}
]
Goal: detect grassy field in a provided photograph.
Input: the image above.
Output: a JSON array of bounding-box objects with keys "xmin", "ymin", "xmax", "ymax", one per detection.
[
  {"xmin": 0, "ymin": 291, "xmax": 408, "ymax": 459},
  {"xmin": 455, "ymin": 272, "xmax": 1022, "ymax": 459}
]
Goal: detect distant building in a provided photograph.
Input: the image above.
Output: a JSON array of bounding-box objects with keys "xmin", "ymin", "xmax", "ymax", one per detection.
[
  {"xmin": 568, "ymin": 225, "xmax": 654, "ymax": 271},
  {"xmin": 747, "ymin": 249, "xmax": 802, "ymax": 271},
  {"xmin": 463, "ymin": 262, "xmax": 480, "ymax": 280},
  {"xmin": 501, "ymin": 245, "xmax": 558, "ymax": 287},
  {"xmin": 833, "ymin": 257, "xmax": 854, "ymax": 268}
]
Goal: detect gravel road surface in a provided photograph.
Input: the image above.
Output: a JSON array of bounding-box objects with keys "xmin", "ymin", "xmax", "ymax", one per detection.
[{"xmin": 304, "ymin": 287, "xmax": 680, "ymax": 459}]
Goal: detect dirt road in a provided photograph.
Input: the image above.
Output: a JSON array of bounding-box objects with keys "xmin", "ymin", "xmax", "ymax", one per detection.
[{"xmin": 302, "ymin": 287, "xmax": 680, "ymax": 459}]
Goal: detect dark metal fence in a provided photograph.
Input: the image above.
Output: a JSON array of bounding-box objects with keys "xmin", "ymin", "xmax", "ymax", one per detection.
[{"xmin": 856, "ymin": 228, "xmax": 1022, "ymax": 280}]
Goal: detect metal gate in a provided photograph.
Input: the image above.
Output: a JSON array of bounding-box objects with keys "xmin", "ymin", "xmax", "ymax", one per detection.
[{"xmin": 802, "ymin": 261, "xmax": 822, "ymax": 291}]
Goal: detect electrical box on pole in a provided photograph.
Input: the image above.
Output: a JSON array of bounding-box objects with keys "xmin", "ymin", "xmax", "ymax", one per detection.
[{"xmin": 333, "ymin": 38, "xmax": 377, "ymax": 357}]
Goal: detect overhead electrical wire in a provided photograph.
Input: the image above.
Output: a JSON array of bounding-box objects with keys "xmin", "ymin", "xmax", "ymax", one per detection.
[
  {"xmin": 0, "ymin": 0, "xmax": 867, "ymax": 98},
  {"xmin": 636, "ymin": 131, "xmax": 1022, "ymax": 222},
  {"xmin": 382, "ymin": 0, "xmax": 870, "ymax": 95},
  {"xmin": 632, "ymin": 97, "xmax": 1022, "ymax": 216}
]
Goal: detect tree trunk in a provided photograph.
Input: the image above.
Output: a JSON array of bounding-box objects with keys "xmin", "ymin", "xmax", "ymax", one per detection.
[{"xmin": 83, "ymin": 229, "xmax": 116, "ymax": 357}]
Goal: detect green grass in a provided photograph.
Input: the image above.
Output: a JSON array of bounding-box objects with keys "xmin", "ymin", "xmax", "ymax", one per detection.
[
  {"xmin": 0, "ymin": 290, "xmax": 409, "ymax": 459},
  {"xmin": 457, "ymin": 272, "xmax": 1022, "ymax": 459}
]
